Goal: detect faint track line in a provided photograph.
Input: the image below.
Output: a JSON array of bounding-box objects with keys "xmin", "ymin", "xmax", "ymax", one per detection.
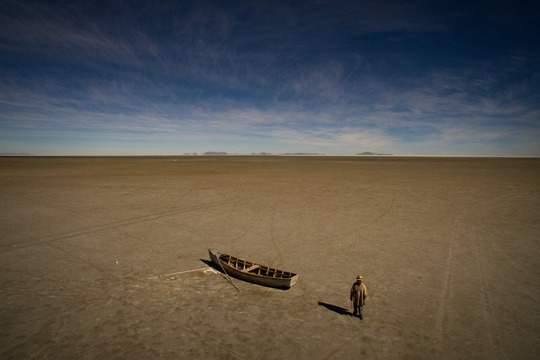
[
  {"xmin": 465, "ymin": 194, "xmax": 516, "ymax": 358},
  {"xmin": 0, "ymin": 199, "xmax": 238, "ymax": 253},
  {"xmin": 228, "ymin": 199, "xmax": 240, "ymax": 217},
  {"xmin": 436, "ymin": 215, "xmax": 459, "ymax": 355},
  {"xmin": 373, "ymin": 191, "xmax": 395, "ymax": 223},
  {"xmin": 270, "ymin": 213, "xmax": 283, "ymax": 263},
  {"xmin": 0, "ymin": 189, "xmax": 84, "ymax": 216},
  {"xmin": 147, "ymin": 267, "xmax": 216, "ymax": 280},
  {"xmin": 358, "ymin": 191, "xmax": 396, "ymax": 230},
  {"xmin": 436, "ymin": 194, "xmax": 510, "ymax": 357},
  {"xmin": 470, "ymin": 230, "xmax": 496, "ymax": 358}
]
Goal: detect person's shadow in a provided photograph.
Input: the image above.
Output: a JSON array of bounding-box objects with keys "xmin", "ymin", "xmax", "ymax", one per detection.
[{"xmin": 318, "ymin": 301, "xmax": 352, "ymax": 316}]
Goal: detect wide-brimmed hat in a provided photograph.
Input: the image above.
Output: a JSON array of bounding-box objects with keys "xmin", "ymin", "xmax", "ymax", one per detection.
[{"xmin": 356, "ymin": 275, "xmax": 363, "ymax": 281}]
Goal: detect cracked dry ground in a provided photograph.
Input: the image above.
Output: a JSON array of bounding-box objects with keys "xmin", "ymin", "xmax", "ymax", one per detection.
[{"xmin": 1, "ymin": 156, "xmax": 539, "ymax": 359}]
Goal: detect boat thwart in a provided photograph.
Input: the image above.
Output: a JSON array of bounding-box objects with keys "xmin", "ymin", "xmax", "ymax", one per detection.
[{"xmin": 208, "ymin": 249, "xmax": 298, "ymax": 289}]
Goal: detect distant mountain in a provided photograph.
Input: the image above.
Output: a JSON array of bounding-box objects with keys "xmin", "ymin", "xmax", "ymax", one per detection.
[
  {"xmin": 0, "ymin": 153, "xmax": 33, "ymax": 156},
  {"xmin": 203, "ymin": 152, "xmax": 228, "ymax": 155},
  {"xmin": 282, "ymin": 153, "xmax": 324, "ymax": 155},
  {"xmin": 356, "ymin": 151, "xmax": 391, "ymax": 156}
]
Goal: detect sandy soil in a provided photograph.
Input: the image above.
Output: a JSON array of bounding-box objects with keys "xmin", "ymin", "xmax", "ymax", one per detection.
[{"xmin": 0, "ymin": 156, "xmax": 539, "ymax": 359}]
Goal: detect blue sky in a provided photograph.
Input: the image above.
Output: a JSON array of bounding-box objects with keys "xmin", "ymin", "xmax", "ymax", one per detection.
[{"xmin": 1, "ymin": 0, "xmax": 539, "ymax": 156}]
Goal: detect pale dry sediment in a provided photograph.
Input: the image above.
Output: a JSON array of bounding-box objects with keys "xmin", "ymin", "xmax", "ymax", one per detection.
[{"xmin": 0, "ymin": 156, "xmax": 539, "ymax": 359}]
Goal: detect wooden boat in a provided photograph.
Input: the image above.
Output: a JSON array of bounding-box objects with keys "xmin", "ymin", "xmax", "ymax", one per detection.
[{"xmin": 208, "ymin": 249, "xmax": 298, "ymax": 289}]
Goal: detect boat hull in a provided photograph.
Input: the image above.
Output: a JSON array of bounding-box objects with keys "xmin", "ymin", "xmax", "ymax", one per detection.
[{"xmin": 208, "ymin": 249, "xmax": 298, "ymax": 289}]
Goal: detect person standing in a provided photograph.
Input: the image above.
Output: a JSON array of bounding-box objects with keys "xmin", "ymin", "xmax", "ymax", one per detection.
[{"xmin": 350, "ymin": 275, "xmax": 368, "ymax": 319}]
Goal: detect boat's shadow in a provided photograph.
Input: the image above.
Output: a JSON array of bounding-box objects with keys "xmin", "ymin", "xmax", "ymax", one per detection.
[
  {"xmin": 318, "ymin": 302, "xmax": 353, "ymax": 316},
  {"xmin": 200, "ymin": 259, "xmax": 220, "ymax": 271}
]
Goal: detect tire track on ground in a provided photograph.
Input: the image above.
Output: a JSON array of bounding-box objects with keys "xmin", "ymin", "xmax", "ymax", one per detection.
[
  {"xmin": 0, "ymin": 199, "xmax": 238, "ymax": 253},
  {"xmin": 270, "ymin": 212, "xmax": 283, "ymax": 264},
  {"xmin": 437, "ymin": 193, "xmax": 512, "ymax": 357},
  {"xmin": 436, "ymin": 215, "xmax": 459, "ymax": 354}
]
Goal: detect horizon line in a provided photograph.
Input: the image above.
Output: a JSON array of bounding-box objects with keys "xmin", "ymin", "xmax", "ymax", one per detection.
[{"xmin": 1, "ymin": 154, "xmax": 539, "ymax": 159}]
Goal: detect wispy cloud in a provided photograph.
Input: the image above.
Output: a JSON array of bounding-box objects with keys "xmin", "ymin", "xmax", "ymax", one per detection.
[{"xmin": 0, "ymin": 1, "xmax": 538, "ymax": 155}]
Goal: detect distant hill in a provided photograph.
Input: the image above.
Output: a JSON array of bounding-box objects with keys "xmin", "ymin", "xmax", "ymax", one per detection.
[
  {"xmin": 179, "ymin": 151, "xmax": 390, "ymax": 156},
  {"xmin": 356, "ymin": 151, "xmax": 392, "ymax": 156},
  {"xmin": 0, "ymin": 153, "xmax": 33, "ymax": 156},
  {"xmin": 282, "ymin": 153, "xmax": 324, "ymax": 156}
]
